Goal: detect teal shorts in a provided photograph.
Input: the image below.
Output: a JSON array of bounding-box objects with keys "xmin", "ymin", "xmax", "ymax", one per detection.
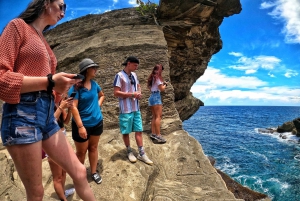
[{"xmin": 119, "ymin": 111, "xmax": 143, "ymax": 134}]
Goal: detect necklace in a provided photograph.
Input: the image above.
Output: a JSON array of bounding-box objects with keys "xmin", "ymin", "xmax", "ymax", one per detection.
[{"xmin": 31, "ymin": 25, "xmax": 51, "ymax": 68}]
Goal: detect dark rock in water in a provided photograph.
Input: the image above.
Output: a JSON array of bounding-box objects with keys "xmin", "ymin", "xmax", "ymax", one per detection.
[
  {"xmin": 293, "ymin": 118, "xmax": 300, "ymax": 129},
  {"xmin": 277, "ymin": 121, "xmax": 294, "ymax": 133},
  {"xmin": 208, "ymin": 156, "xmax": 269, "ymax": 201},
  {"xmin": 207, "ymin": 155, "xmax": 216, "ymax": 166},
  {"xmin": 216, "ymin": 169, "xmax": 269, "ymax": 201},
  {"xmin": 258, "ymin": 128, "xmax": 275, "ymax": 134}
]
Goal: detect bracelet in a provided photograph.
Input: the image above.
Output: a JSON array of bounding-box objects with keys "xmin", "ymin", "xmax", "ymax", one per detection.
[
  {"xmin": 58, "ymin": 106, "xmax": 63, "ymax": 111},
  {"xmin": 47, "ymin": 74, "xmax": 55, "ymax": 94},
  {"xmin": 78, "ymin": 125, "xmax": 84, "ymax": 129},
  {"xmin": 132, "ymin": 93, "xmax": 134, "ymax": 98}
]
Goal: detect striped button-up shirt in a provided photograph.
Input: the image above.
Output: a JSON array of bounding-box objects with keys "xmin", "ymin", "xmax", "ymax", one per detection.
[{"xmin": 113, "ymin": 70, "xmax": 140, "ymax": 114}]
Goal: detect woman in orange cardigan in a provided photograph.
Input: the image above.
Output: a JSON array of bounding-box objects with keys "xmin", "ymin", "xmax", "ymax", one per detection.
[{"xmin": 0, "ymin": 1, "xmax": 95, "ymax": 200}]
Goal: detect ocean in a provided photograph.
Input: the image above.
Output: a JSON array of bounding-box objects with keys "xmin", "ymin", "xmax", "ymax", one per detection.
[{"xmin": 183, "ymin": 106, "xmax": 300, "ymax": 201}]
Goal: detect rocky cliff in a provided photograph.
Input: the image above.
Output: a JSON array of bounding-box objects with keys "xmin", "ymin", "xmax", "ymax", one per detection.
[{"xmin": 0, "ymin": 0, "xmax": 270, "ymax": 200}]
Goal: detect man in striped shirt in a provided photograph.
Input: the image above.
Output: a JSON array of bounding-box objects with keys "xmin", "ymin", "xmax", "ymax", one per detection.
[{"xmin": 113, "ymin": 56, "xmax": 153, "ymax": 165}]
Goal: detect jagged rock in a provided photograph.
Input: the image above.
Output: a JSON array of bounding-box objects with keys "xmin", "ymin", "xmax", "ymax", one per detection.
[
  {"xmin": 0, "ymin": 0, "xmax": 271, "ymax": 200},
  {"xmin": 216, "ymin": 169, "xmax": 270, "ymax": 201},
  {"xmin": 277, "ymin": 121, "xmax": 295, "ymax": 133}
]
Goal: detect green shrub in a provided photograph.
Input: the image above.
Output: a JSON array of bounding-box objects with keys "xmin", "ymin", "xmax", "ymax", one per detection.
[{"xmin": 136, "ymin": 0, "xmax": 158, "ymax": 17}]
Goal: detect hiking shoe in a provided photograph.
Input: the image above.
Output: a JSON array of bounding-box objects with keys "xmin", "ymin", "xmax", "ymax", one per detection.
[
  {"xmin": 156, "ymin": 135, "xmax": 166, "ymax": 143},
  {"xmin": 91, "ymin": 172, "xmax": 102, "ymax": 184},
  {"xmin": 65, "ymin": 188, "xmax": 75, "ymax": 198},
  {"xmin": 128, "ymin": 152, "xmax": 137, "ymax": 163},
  {"xmin": 137, "ymin": 154, "xmax": 153, "ymax": 165},
  {"xmin": 150, "ymin": 134, "xmax": 157, "ymax": 139}
]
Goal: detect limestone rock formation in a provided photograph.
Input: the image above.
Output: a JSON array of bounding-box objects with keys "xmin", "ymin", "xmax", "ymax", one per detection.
[{"xmin": 0, "ymin": 0, "xmax": 271, "ymax": 200}]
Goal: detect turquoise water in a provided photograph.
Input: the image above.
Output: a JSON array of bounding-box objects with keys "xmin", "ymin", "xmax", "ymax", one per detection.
[{"xmin": 183, "ymin": 106, "xmax": 300, "ymax": 201}]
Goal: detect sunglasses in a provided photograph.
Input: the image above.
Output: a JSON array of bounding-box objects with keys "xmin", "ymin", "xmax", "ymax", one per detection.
[
  {"xmin": 58, "ymin": 3, "xmax": 67, "ymax": 13},
  {"xmin": 129, "ymin": 74, "xmax": 135, "ymax": 85}
]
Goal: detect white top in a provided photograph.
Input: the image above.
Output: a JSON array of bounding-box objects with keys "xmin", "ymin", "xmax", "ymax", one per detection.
[{"xmin": 151, "ymin": 78, "xmax": 163, "ymax": 92}]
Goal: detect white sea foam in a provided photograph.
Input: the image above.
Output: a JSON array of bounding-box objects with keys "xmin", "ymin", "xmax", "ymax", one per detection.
[
  {"xmin": 216, "ymin": 157, "xmax": 239, "ymax": 175},
  {"xmin": 294, "ymin": 154, "xmax": 300, "ymax": 161},
  {"xmin": 256, "ymin": 128, "xmax": 300, "ymax": 144},
  {"xmin": 267, "ymin": 178, "xmax": 290, "ymax": 192}
]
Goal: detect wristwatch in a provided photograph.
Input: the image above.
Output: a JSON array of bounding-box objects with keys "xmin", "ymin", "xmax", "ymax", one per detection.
[{"xmin": 47, "ymin": 74, "xmax": 55, "ymax": 94}]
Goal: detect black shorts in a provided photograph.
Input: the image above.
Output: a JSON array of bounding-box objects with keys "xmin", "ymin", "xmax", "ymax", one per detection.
[{"xmin": 72, "ymin": 119, "xmax": 103, "ymax": 143}]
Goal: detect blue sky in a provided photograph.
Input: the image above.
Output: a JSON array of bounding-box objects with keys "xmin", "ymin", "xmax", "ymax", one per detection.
[{"xmin": 0, "ymin": 0, "xmax": 299, "ymax": 106}]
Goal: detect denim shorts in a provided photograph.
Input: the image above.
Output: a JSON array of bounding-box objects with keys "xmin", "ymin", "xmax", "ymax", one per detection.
[
  {"xmin": 71, "ymin": 119, "xmax": 103, "ymax": 142},
  {"xmin": 119, "ymin": 111, "xmax": 143, "ymax": 134},
  {"xmin": 148, "ymin": 91, "xmax": 162, "ymax": 106},
  {"xmin": 1, "ymin": 91, "xmax": 60, "ymax": 146}
]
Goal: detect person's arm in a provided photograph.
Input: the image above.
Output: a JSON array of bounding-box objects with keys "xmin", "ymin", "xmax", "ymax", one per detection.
[
  {"xmin": 98, "ymin": 91, "xmax": 105, "ymax": 107},
  {"xmin": 64, "ymin": 108, "xmax": 72, "ymax": 125},
  {"xmin": 158, "ymin": 79, "xmax": 167, "ymax": 92},
  {"xmin": 113, "ymin": 86, "xmax": 142, "ymax": 99},
  {"xmin": 71, "ymin": 99, "xmax": 87, "ymax": 139},
  {"xmin": 0, "ymin": 20, "xmax": 81, "ymax": 103},
  {"xmin": 20, "ymin": 73, "xmax": 80, "ymax": 94},
  {"xmin": 63, "ymin": 97, "xmax": 73, "ymax": 124}
]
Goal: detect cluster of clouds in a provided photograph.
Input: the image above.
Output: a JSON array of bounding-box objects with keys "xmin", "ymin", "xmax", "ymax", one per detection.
[
  {"xmin": 228, "ymin": 52, "xmax": 298, "ymax": 78},
  {"xmin": 260, "ymin": 0, "xmax": 300, "ymax": 44},
  {"xmin": 191, "ymin": 0, "xmax": 300, "ymax": 106},
  {"xmin": 191, "ymin": 67, "xmax": 300, "ymax": 106}
]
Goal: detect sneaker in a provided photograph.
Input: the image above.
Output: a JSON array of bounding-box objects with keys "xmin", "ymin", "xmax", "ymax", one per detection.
[
  {"xmin": 91, "ymin": 172, "xmax": 102, "ymax": 184},
  {"xmin": 150, "ymin": 134, "xmax": 157, "ymax": 139},
  {"xmin": 156, "ymin": 135, "xmax": 166, "ymax": 143},
  {"xmin": 128, "ymin": 152, "xmax": 137, "ymax": 163},
  {"xmin": 137, "ymin": 154, "xmax": 153, "ymax": 165},
  {"xmin": 65, "ymin": 188, "xmax": 75, "ymax": 198}
]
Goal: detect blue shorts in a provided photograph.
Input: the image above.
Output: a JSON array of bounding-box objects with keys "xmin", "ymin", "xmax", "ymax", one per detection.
[
  {"xmin": 1, "ymin": 91, "xmax": 60, "ymax": 146},
  {"xmin": 119, "ymin": 111, "xmax": 143, "ymax": 134},
  {"xmin": 148, "ymin": 91, "xmax": 162, "ymax": 106}
]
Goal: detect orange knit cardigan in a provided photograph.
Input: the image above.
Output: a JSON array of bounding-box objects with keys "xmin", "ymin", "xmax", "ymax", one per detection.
[{"xmin": 0, "ymin": 18, "xmax": 57, "ymax": 104}]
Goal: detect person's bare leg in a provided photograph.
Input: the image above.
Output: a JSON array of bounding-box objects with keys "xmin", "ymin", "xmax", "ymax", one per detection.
[
  {"xmin": 48, "ymin": 157, "xmax": 67, "ymax": 201},
  {"xmin": 7, "ymin": 142, "xmax": 44, "ymax": 201},
  {"xmin": 122, "ymin": 134, "xmax": 130, "ymax": 146},
  {"xmin": 43, "ymin": 131, "xmax": 96, "ymax": 201},
  {"xmin": 135, "ymin": 132, "xmax": 143, "ymax": 147},
  {"xmin": 150, "ymin": 106, "xmax": 156, "ymax": 134},
  {"xmin": 152, "ymin": 105, "xmax": 162, "ymax": 135},
  {"xmin": 88, "ymin": 135, "xmax": 100, "ymax": 174},
  {"xmin": 74, "ymin": 141, "xmax": 88, "ymax": 164}
]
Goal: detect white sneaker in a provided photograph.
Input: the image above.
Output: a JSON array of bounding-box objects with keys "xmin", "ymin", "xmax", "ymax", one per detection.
[
  {"xmin": 137, "ymin": 154, "xmax": 153, "ymax": 165},
  {"xmin": 128, "ymin": 152, "xmax": 137, "ymax": 163},
  {"xmin": 65, "ymin": 188, "xmax": 75, "ymax": 198}
]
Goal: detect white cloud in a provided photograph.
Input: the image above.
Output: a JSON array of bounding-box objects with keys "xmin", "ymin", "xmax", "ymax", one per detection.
[
  {"xmin": 228, "ymin": 52, "xmax": 282, "ymax": 74},
  {"xmin": 268, "ymin": 72, "xmax": 276, "ymax": 77},
  {"xmin": 128, "ymin": 0, "xmax": 138, "ymax": 5},
  {"xmin": 192, "ymin": 67, "xmax": 268, "ymax": 89},
  {"xmin": 229, "ymin": 52, "xmax": 243, "ymax": 57},
  {"xmin": 260, "ymin": 1, "xmax": 277, "ymax": 9},
  {"xmin": 191, "ymin": 67, "xmax": 300, "ymax": 106},
  {"xmin": 261, "ymin": 0, "xmax": 300, "ymax": 44},
  {"xmin": 284, "ymin": 69, "xmax": 298, "ymax": 78}
]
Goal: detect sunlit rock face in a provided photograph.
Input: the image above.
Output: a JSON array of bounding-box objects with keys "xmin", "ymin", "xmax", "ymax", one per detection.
[{"xmin": 157, "ymin": 0, "xmax": 241, "ymax": 120}]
